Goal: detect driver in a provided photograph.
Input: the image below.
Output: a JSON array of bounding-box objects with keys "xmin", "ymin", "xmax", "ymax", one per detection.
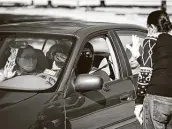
[
  {"xmin": 75, "ymin": 43, "xmax": 94, "ymax": 75},
  {"xmin": 76, "ymin": 42, "xmax": 111, "ymax": 82}
]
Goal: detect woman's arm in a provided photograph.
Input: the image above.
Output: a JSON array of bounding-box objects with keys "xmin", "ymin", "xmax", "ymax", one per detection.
[{"xmin": 135, "ymin": 37, "xmax": 157, "ymax": 104}]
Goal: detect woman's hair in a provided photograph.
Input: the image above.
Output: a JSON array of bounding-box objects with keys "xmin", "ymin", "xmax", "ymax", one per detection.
[
  {"xmin": 84, "ymin": 42, "xmax": 94, "ymax": 55},
  {"xmin": 46, "ymin": 41, "xmax": 71, "ymax": 68},
  {"xmin": 46, "ymin": 41, "xmax": 71, "ymax": 60},
  {"xmin": 147, "ymin": 10, "xmax": 172, "ymax": 32},
  {"xmin": 17, "ymin": 45, "xmax": 35, "ymax": 58}
]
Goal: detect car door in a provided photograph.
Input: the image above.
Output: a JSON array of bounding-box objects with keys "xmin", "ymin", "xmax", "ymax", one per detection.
[
  {"xmin": 64, "ymin": 30, "xmax": 137, "ymax": 129},
  {"xmin": 115, "ymin": 29, "xmax": 147, "ymax": 129}
]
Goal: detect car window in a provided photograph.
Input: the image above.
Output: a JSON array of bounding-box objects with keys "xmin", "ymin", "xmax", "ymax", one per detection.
[
  {"xmin": 76, "ymin": 35, "xmax": 120, "ymax": 83},
  {"xmin": 0, "ymin": 35, "xmax": 74, "ymax": 91},
  {"xmin": 42, "ymin": 39, "xmax": 56, "ymax": 55},
  {"xmin": 117, "ymin": 31, "xmax": 145, "ymax": 50},
  {"xmin": 116, "ymin": 30, "xmax": 146, "ymax": 75}
]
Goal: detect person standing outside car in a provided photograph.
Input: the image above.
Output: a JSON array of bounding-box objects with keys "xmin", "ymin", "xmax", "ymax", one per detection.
[{"xmin": 133, "ymin": 10, "xmax": 172, "ymax": 129}]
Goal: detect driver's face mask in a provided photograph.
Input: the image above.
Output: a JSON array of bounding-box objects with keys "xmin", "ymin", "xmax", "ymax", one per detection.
[{"xmin": 76, "ymin": 48, "xmax": 93, "ymax": 74}]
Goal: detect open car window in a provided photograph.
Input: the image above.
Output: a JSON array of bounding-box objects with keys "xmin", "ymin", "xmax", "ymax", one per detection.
[
  {"xmin": 0, "ymin": 34, "xmax": 74, "ymax": 91},
  {"xmin": 116, "ymin": 30, "xmax": 146, "ymax": 75},
  {"xmin": 76, "ymin": 35, "xmax": 119, "ymax": 84}
]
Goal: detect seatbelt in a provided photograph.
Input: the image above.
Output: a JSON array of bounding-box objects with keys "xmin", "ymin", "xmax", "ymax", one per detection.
[{"xmin": 106, "ymin": 57, "xmax": 115, "ymax": 80}]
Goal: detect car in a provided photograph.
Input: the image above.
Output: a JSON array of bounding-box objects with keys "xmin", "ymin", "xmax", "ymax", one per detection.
[{"xmin": 0, "ymin": 20, "xmax": 147, "ymax": 129}]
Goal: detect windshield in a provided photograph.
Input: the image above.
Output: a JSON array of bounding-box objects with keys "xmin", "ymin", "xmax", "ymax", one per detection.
[{"xmin": 0, "ymin": 34, "xmax": 74, "ymax": 91}]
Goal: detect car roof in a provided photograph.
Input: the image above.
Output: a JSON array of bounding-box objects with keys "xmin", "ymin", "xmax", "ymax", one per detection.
[{"xmin": 0, "ymin": 20, "xmax": 146, "ymax": 36}]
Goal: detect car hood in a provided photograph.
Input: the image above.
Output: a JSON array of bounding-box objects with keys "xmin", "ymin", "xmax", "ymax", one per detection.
[
  {"xmin": 0, "ymin": 90, "xmax": 37, "ymax": 109},
  {"xmin": 0, "ymin": 91, "xmax": 65, "ymax": 129}
]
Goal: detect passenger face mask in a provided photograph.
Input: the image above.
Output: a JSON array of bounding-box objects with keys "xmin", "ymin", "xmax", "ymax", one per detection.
[{"xmin": 54, "ymin": 52, "xmax": 67, "ymax": 68}]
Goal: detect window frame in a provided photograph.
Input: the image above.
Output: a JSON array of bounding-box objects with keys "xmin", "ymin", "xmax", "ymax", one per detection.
[
  {"xmin": 115, "ymin": 29, "xmax": 147, "ymax": 75},
  {"xmin": 74, "ymin": 30, "xmax": 121, "ymax": 81},
  {"xmin": 0, "ymin": 32, "xmax": 77, "ymax": 92},
  {"xmin": 87, "ymin": 35, "xmax": 120, "ymax": 80}
]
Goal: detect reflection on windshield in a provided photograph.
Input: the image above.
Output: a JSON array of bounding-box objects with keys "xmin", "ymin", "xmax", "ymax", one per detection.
[{"xmin": 0, "ymin": 36, "xmax": 73, "ymax": 90}]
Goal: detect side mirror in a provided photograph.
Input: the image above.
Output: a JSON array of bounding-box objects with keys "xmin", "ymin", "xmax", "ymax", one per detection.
[{"xmin": 72, "ymin": 74, "xmax": 103, "ymax": 92}]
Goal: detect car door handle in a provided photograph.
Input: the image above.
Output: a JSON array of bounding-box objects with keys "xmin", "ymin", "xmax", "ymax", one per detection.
[
  {"xmin": 65, "ymin": 95, "xmax": 85, "ymax": 110},
  {"xmin": 103, "ymin": 84, "xmax": 111, "ymax": 92},
  {"xmin": 120, "ymin": 93, "xmax": 132, "ymax": 102}
]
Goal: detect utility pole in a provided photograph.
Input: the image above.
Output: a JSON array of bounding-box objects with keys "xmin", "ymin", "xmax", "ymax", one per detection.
[
  {"xmin": 48, "ymin": 0, "xmax": 53, "ymax": 8},
  {"xmin": 100, "ymin": 0, "xmax": 106, "ymax": 7},
  {"xmin": 161, "ymin": 0, "xmax": 167, "ymax": 12},
  {"xmin": 31, "ymin": 0, "xmax": 34, "ymax": 6}
]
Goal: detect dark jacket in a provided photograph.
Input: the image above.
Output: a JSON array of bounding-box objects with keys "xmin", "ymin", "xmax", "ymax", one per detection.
[{"xmin": 135, "ymin": 33, "xmax": 172, "ymax": 104}]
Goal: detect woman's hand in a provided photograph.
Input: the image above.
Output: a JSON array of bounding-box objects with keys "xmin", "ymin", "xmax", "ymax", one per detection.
[
  {"xmin": 3, "ymin": 68, "xmax": 16, "ymax": 79},
  {"xmin": 134, "ymin": 104, "xmax": 143, "ymax": 125},
  {"xmin": 126, "ymin": 35, "xmax": 141, "ymax": 59}
]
